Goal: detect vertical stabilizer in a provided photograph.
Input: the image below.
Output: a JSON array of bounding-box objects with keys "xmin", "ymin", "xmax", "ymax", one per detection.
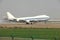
[{"xmin": 7, "ymin": 12, "xmax": 15, "ymax": 20}]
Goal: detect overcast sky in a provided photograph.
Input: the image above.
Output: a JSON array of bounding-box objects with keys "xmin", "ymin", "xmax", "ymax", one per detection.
[{"xmin": 0, "ymin": 0, "xmax": 60, "ymax": 19}]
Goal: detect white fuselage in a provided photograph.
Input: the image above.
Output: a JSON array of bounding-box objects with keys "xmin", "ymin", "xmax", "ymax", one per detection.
[{"xmin": 16, "ymin": 15, "xmax": 50, "ymax": 22}]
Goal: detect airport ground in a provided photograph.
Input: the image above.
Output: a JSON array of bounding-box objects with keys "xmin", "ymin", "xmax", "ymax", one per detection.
[
  {"xmin": 0, "ymin": 28, "xmax": 60, "ymax": 40},
  {"xmin": 0, "ymin": 22, "xmax": 60, "ymax": 40},
  {"xmin": 0, "ymin": 22, "xmax": 60, "ymax": 28}
]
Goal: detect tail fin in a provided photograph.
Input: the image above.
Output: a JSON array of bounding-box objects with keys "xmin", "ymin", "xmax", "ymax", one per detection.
[{"xmin": 7, "ymin": 12, "xmax": 15, "ymax": 19}]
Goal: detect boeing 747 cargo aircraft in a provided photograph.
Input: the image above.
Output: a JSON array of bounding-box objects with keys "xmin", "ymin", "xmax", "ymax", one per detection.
[{"xmin": 6, "ymin": 12, "xmax": 50, "ymax": 24}]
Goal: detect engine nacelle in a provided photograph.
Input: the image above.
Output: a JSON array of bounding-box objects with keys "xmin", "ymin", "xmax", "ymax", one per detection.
[{"xmin": 9, "ymin": 19, "xmax": 17, "ymax": 22}]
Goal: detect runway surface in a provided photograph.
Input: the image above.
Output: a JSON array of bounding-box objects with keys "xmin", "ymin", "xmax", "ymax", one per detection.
[{"xmin": 0, "ymin": 22, "xmax": 60, "ymax": 28}]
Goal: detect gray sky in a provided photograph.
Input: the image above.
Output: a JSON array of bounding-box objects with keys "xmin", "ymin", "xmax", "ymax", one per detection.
[{"xmin": 0, "ymin": 0, "xmax": 60, "ymax": 19}]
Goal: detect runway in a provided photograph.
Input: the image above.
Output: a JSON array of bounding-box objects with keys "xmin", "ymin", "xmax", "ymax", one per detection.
[{"xmin": 0, "ymin": 22, "xmax": 60, "ymax": 28}]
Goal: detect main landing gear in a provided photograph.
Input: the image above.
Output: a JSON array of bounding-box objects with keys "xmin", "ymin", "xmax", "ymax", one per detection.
[{"xmin": 26, "ymin": 22, "xmax": 33, "ymax": 24}]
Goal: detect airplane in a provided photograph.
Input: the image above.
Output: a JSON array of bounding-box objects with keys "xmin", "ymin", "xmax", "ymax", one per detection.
[{"xmin": 6, "ymin": 12, "xmax": 50, "ymax": 24}]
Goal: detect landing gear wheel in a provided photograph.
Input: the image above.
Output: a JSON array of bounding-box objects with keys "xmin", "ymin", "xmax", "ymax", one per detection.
[
  {"xmin": 26, "ymin": 22, "xmax": 29, "ymax": 24},
  {"xmin": 31, "ymin": 23, "xmax": 32, "ymax": 24}
]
